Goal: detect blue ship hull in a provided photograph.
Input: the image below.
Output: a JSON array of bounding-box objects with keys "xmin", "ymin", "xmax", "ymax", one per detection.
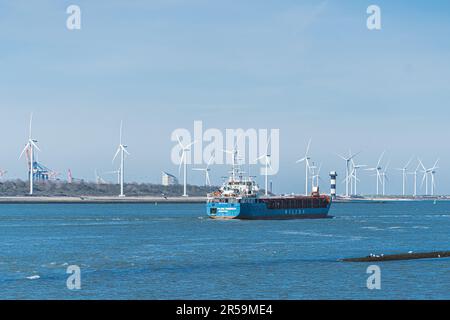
[{"xmin": 207, "ymin": 198, "xmax": 332, "ymax": 220}]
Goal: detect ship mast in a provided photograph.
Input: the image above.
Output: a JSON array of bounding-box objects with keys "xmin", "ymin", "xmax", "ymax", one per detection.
[{"xmin": 230, "ymin": 148, "xmax": 243, "ymax": 182}]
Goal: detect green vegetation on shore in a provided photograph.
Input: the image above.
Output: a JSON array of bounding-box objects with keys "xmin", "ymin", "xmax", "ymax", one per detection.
[{"xmin": 0, "ymin": 180, "xmax": 216, "ymax": 197}]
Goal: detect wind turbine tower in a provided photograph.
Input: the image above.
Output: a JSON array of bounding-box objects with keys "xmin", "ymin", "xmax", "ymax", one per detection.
[
  {"xmin": 337, "ymin": 150, "xmax": 361, "ymax": 197},
  {"xmin": 420, "ymin": 159, "xmax": 439, "ymax": 196},
  {"xmin": 408, "ymin": 162, "xmax": 420, "ymax": 197},
  {"xmin": 380, "ymin": 160, "xmax": 390, "ymax": 196},
  {"xmin": 192, "ymin": 155, "xmax": 214, "ymax": 187},
  {"xmin": 177, "ymin": 135, "xmax": 197, "ymax": 197},
  {"xmin": 430, "ymin": 159, "xmax": 439, "ymax": 196},
  {"xmin": 113, "ymin": 121, "xmax": 130, "ymax": 197},
  {"xmin": 365, "ymin": 151, "xmax": 385, "ymax": 195},
  {"xmin": 312, "ymin": 163, "xmax": 322, "ymax": 189},
  {"xmin": 19, "ymin": 113, "xmax": 41, "ymax": 196},
  {"xmin": 296, "ymin": 139, "xmax": 312, "ymax": 196},
  {"xmin": 350, "ymin": 159, "xmax": 367, "ymax": 195},
  {"xmin": 257, "ymin": 137, "xmax": 272, "ymax": 196},
  {"xmin": 396, "ymin": 157, "xmax": 413, "ymax": 196}
]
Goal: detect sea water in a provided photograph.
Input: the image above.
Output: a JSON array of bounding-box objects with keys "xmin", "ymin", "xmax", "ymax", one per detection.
[{"xmin": 0, "ymin": 201, "xmax": 449, "ymax": 299}]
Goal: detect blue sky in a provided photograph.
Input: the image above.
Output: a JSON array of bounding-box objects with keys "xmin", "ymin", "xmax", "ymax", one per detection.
[{"xmin": 0, "ymin": 0, "xmax": 449, "ymax": 195}]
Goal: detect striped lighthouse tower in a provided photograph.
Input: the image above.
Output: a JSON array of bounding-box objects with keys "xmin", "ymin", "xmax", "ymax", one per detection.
[{"xmin": 329, "ymin": 171, "xmax": 337, "ymax": 199}]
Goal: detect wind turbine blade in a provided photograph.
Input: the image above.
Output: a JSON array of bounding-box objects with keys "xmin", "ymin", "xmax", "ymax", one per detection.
[
  {"xmin": 103, "ymin": 170, "xmax": 119, "ymax": 174},
  {"xmin": 265, "ymin": 136, "xmax": 271, "ymax": 155},
  {"xmin": 384, "ymin": 160, "xmax": 391, "ymax": 172},
  {"xmin": 256, "ymin": 155, "xmax": 266, "ymax": 161},
  {"xmin": 19, "ymin": 144, "xmax": 29, "ymax": 159},
  {"xmin": 405, "ymin": 156, "xmax": 413, "ymax": 169},
  {"xmin": 305, "ymin": 138, "xmax": 311, "ymax": 156},
  {"xmin": 377, "ymin": 150, "xmax": 385, "ymax": 167},
  {"xmin": 433, "ymin": 158, "xmax": 440, "ymax": 169},
  {"xmin": 415, "ymin": 163, "xmax": 420, "ymax": 172},
  {"xmin": 336, "ymin": 153, "xmax": 347, "ymax": 161},
  {"xmin": 268, "ymin": 157, "xmax": 273, "ymax": 171},
  {"xmin": 377, "ymin": 173, "xmax": 383, "ymax": 185},
  {"xmin": 176, "ymin": 134, "xmax": 184, "ymax": 148},
  {"xmin": 178, "ymin": 151, "xmax": 185, "ymax": 176},
  {"xmin": 121, "ymin": 146, "xmax": 130, "ymax": 155},
  {"xmin": 206, "ymin": 155, "xmax": 214, "ymax": 169},
  {"xmin": 418, "ymin": 159, "xmax": 426, "ymax": 171},
  {"xmin": 30, "ymin": 140, "xmax": 41, "ymax": 152},
  {"xmin": 349, "ymin": 150, "xmax": 362, "ymax": 160},
  {"xmin": 296, "ymin": 157, "xmax": 306, "ymax": 163},
  {"xmin": 186, "ymin": 140, "xmax": 198, "ymax": 149},
  {"xmin": 112, "ymin": 147, "xmax": 121, "ymax": 162},
  {"xmin": 421, "ymin": 172, "xmax": 427, "ymax": 187},
  {"xmin": 233, "ymin": 133, "xmax": 243, "ymax": 149}
]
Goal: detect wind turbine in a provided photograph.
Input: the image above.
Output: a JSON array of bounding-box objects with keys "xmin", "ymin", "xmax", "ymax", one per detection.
[
  {"xmin": 112, "ymin": 121, "xmax": 130, "ymax": 197},
  {"xmin": 19, "ymin": 113, "xmax": 41, "ymax": 195},
  {"xmin": 0, "ymin": 170, "xmax": 7, "ymax": 179},
  {"xmin": 408, "ymin": 161, "xmax": 420, "ymax": 197},
  {"xmin": 380, "ymin": 160, "xmax": 390, "ymax": 196},
  {"xmin": 95, "ymin": 169, "xmax": 106, "ymax": 185},
  {"xmin": 256, "ymin": 137, "xmax": 272, "ymax": 196},
  {"xmin": 431, "ymin": 168, "xmax": 437, "ymax": 196},
  {"xmin": 430, "ymin": 159, "xmax": 439, "ymax": 195},
  {"xmin": 104, "ymin": 169, "xmax": 121, "ymax": 184},
  {"xmin": 311, "ymin": 163, "xmax": 322, "ymax": 189},
  {"xmin": 395, "ymin": 157, "xmax": 413, "ymax": 196},
  {"xmin": 296, "ymin": 138, "xmax": 312, "ymax": 196},
  {"xmin": 350, "ymin": 159, "xmax": 367, "ymax": 195},
  {"xmin": 365, "ymin": 151, "xmax": 385, "ymax": 195},
  {"xmin": 420, "ymin": 159, "xmax": 439, "ymax": 196},
  {"xmin": 419, "ymin": 160, "xmax": 429, "ymax": 195},
  {"xmin": 337, "ymin": 150, "xmax": 361, "ymax": 197},
  {"xmin": 309, "ymin": 162, "xmax": 317, "ymax": 190},
  {"xmin": 177, "ymin": 135, "xmax": 197, "ymax": 197},
  {"xmin": 192, "ymin": 155, "xmax": 214, "ymax": 186}
]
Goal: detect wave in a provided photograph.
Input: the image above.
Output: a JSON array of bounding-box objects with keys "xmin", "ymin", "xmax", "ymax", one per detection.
[{"xmin": 361, "ymin": 226, "xmax": 384, "ymax": 231}]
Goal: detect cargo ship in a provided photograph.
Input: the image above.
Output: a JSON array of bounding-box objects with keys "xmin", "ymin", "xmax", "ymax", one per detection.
[{"xmin": 206, "ymin": 152, "xmax": 332, "ymax": 220}]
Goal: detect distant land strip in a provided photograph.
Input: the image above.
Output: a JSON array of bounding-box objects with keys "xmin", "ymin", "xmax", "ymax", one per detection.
[
  {"xmin": 342, "ymin": 251, "xmax": 450, "ymax": 262},
  {"xmin": 0, "ymin": 196, "xmax": 206, "ymax": 204},
  {"xmin": 0, "ymin": 180, "xmax": 215, "ymax": 198}
]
